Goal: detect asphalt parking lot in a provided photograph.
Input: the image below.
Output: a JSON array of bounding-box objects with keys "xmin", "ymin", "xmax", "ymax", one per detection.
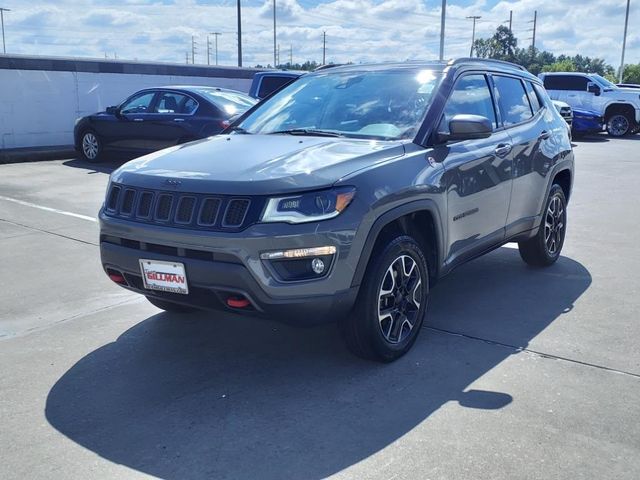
[{"xmin": 1, "ymin": 135, "xmax": 639, "ymax": 480}]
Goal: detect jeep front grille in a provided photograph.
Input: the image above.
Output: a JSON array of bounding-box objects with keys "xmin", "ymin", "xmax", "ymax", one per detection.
[{"xmin": 103, "ymin": 183, "xmax": 263, "ymax": 232}]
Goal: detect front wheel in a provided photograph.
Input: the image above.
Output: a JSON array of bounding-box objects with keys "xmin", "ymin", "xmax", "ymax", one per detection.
[
  {"xmin": 80, "ymin": 130, "xmax": 103, "ymax": 162},
  {"xmin": 606, "ymin": 114, "xmax": 631, "ymax": 137},
  {"xmin": 340, "ymin": 234, "xmax": 429, "ymax": 362},
  {"xmin": 518, "ymin": 184, "xmax": 567, "ymax": 267}
]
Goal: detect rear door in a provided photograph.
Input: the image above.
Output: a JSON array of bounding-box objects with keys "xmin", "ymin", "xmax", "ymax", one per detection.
[
  {"xmin": 492, "ymin": 75, "xmax": 551, "ymax": 234},
  {"xmin": 146, "ymin": 91, "xmax": 201, "ymax": 149},
  {"xmin": 436, "ymin": 73, "xmax": 513, "ymax": 267}
]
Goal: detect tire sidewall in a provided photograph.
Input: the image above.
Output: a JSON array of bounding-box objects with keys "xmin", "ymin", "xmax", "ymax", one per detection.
[
  {"xmin": 358, "ymin": 236, "xmax": 430, "ymax": 361},
  {"xmin": 538, "ymin": 185, "xmax": 567, "ymax": 262},
  {"xmin": 80, "ymin": 130, "xmax": 102, "ymax": 162},
  {"xmin": 607, "ymin": 114, "xmax": 630, "ymax": 137}
]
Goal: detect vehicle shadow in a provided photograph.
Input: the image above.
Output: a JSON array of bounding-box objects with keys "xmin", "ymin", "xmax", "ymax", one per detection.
[
  {"xmin": 571, "ymin": 133, "xmax": 609, "ymax": 144},
  {"xmin": 62, "ymin": 155, "xmax": 134, "ymax": 175},
  {"xmin": 45, "ymin": 247, "xmax": 591, "ymax": 480}
]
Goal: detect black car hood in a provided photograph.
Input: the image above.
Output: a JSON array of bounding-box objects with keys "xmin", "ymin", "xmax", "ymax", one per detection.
[{"xmin": 111, "ymin": 134, "xmax": 406, "ymax": 195}]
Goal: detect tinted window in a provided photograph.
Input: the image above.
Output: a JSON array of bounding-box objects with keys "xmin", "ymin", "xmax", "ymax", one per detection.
[
  {"xmin": 493, "ymin": 76, "xmax": 533, "ymax": 126},
  {"xmin": 194, "ymin": 88, "xmax": 256, "ymax": 116},
  {"xmin": 258, "ymin": 76, "xmax": 296, "ymax": 98},
  {"xmin": 543, "ymin": 75, "xmax": 589, "ymax": 91},
  {"xmin": 154, "ymin": 92, "xmax": 197, "ymax": 114},
  {"xmin": 524, "ymin": 81, "xmax": 542, "ymax": 112},
  {"xmin": 440, "ymin": 74, "xmax": 497, "ymax": 131},
  {"xmin": 120, "ymin": 92, "xmax": 155, "ymax": 114}
]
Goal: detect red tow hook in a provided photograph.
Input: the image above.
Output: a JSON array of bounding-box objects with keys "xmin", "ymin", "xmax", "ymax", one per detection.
[
  {"xmin": 227, "ymin": 296, "xmax": 251, "ymax": 308},
  {"xmin": 107, "ymin": 271, "xmax": 127, "ymax": 285}
]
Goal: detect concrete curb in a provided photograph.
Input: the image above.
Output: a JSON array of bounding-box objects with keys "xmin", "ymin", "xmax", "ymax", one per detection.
[{"xmin": 0, "ymin": 146, "xmax": 76, "ymax": 164}]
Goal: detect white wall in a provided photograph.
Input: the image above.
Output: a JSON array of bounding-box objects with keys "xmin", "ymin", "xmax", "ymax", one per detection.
[{"xmin": 0, "ymin": 70, "xmax": 252, "ymax": 149}]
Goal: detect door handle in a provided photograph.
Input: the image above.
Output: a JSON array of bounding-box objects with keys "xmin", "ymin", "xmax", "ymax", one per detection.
[
  {"xmin": 173, "ymin": 118, "xmax": 185, "ymax": 122},
  {"xmin": 539, "ymin": 130, "xmax": 551, "ymax": 140},
  {"xmin": 494, "ymin": 144, "xmax": 512, "ymax": 157},
  {"xmin": 133, "ymin": 118, "xmax": 144, "ymax": 122}
]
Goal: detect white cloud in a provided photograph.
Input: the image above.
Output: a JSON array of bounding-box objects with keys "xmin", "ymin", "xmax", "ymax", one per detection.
[{"xmin": 1, "ymin": 0, "xmax": 638, "ymax": 69}]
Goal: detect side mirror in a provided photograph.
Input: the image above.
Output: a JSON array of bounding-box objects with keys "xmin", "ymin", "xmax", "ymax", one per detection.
[
  {"xmin": 587, "ymin": 82, "xmax": 601, "ymax": 96},
  {"xmin": 438, "ymin": 114, "xmax": 493, "ymax": 142},
  {"xmin": 106, "ymin": 106, "xmax": 120, "ymax": 115}
]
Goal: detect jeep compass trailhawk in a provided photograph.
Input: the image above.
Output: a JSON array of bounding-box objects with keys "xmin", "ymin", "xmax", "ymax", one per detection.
[{"xmin": 100, "ymin": 59, "xmax": 574, "ymax": 362}]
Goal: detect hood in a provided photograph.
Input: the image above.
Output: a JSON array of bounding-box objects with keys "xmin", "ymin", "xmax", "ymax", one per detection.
[{"xmin": 111, "ymin": 134, "xmax": 406, "ymax": 195}]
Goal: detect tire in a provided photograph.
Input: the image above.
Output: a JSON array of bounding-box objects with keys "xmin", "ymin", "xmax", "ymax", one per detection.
[
  {"xmin": 340, "ymin": 234, "xmax": 429, "ymax": 362},
  {"xmin": 146, "ymin": 296, "xmax": 197, "ymax": 313},
  {"xmin": 79, "ymin": 130, "xmax": 103, "ymax": 162},
  {"xmin": 606, "ymin": 113, "xmax": 631, "ymax": 137},
  {"xmin": 518, "ymin": 184, "xmax": 567, "ymax": 267}
]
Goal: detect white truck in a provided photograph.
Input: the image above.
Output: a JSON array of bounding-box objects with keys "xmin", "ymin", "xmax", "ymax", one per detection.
[{"xmin": 539, "ymin": 72, "xmax": 640, "ymax": 137}]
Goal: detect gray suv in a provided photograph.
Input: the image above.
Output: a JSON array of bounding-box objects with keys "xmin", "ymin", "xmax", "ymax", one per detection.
[{"xmin": 100, "ymin": 59, "xmax": 574, "ymax": 362}]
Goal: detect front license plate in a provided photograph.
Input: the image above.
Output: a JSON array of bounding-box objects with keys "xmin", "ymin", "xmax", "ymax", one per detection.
[{"xmin": 139, "ymin": 259, "xmax": 189, "ymax": 295}]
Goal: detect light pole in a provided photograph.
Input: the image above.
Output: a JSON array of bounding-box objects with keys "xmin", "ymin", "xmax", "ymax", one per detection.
[
  {"xmin": 210, "ymin": 32, "xmax": 221, "ymax": 65},
  {"xmin": 0, "ymin": 7, "xmax": 10, "ymax": 54},
  {"xmin": 619, "ymin": 0, "xmax": 631, "ymax": 83},
  {"xmin": 467, "ymin": 15, "xmax": 481, "ymax": 57},
  {"xmin": 439, "ymin": 0, "xmax": 446, "ymax": 61},
  {"xmin": 273, "ymin": 0, "xmax": 277, "ymax": 67},
  {"xmin": 237, "ymin": 0, "xmax": 242, "ymax": 67}
]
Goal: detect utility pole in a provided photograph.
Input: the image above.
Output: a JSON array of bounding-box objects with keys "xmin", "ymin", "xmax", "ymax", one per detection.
[
  {"xmin": 191, "ymin": 35, "xmax": 197, "ymax": 64},
  {"xmin": 277, "ymin": 44, "xmax": 280, "ymax": 67},
  {"xmin": 529, "ymin": 10, "xmax": 537, "ymax": 49},
  {"xmin": 439, "ymin": 0, "xmax": 446, "ymax": 61},
  {"xmin": 237, "ymin": 0, "xmax": 242, "ymax": 67},
  {"xmin": 509, "ymin": 10, "xmax": 513, "ymax": 32},
  {"xmin": 186, "ymin": 52, "xmax": 189, "ymax": 64},
  {"xmin": 207, "ymin": 35, "xmax": 211, "ymax": 65},
  {"xmin": 289, "ymin": 44, "xmax": 292, "ymax": 66},
  {"xmin": 209, "ymin": 32, "xmax": 221, "ymax": 66},
  {"xmin": 322, "ymin": 31, "xmax": 326, "ymax": 65},
  {"xmin": 619, "ymin": 0, "xmax": 631, "ymax": 83},
  {"xmin": 273, "ymin": 0, "xmax": 277, "ymax": 68},
  {"xmin": 467, "ymin": 15, "xmax": 481, "ymax": 57},
  {"xmin": 0, "ymin": 7, "xmax": 10, "ymax": 54}
]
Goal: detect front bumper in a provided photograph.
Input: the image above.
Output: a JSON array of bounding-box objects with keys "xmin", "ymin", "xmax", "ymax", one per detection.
[{"xmin": 99, "ymin": 210, "xmax": 361, "ymax": 325}]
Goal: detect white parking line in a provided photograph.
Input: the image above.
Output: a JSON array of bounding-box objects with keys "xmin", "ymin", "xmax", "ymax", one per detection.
[{"xmin": 0, "ymin": 195, "xmax": 97, "ymax": 222}]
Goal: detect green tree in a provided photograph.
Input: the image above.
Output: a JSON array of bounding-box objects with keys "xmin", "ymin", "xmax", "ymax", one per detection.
[
  {"xmin": 542, "ymin": 59, "xmax": 576, "ymax": 72},
  {"xmin": 621, "ymin": 63, "xmax": 640, "ymax": 84}
]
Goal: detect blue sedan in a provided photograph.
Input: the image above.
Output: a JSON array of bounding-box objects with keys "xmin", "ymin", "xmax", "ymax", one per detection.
[{"xmin": 74, "ymin": 86, "xmax": 256, "ymax": 162}]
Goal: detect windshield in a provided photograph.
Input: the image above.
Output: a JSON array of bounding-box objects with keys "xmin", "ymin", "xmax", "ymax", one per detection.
[
  {"xmin": 591, "ymin": 74, "xmax": 617, "ymax": 90},
  {"xmin": 195, "ymin": 89, "xmax": 256, "ymax": 115},
  {"xmin": 237, "ymin": 68, "xmax": 442, "ymax": 140}
]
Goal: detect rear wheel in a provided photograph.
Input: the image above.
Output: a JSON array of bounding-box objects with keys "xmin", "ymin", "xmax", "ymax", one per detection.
[
  {"xmin": 146, "ymin": 296, "xmax": 197, "ymax": 313},
  {"xmin": 606, "ymin": 113, "xmax": 631, "ymax": 137},
  {"xmin": 80, "ymin": 130, "xmax": 103, "ymax": 162},
  {"xmin": 518, "ymin": 184, "xmax": 567, "ymax": 267},
  {"xmin": 340, "ymin": 234, "xmax": 429, "ymax": 362}
]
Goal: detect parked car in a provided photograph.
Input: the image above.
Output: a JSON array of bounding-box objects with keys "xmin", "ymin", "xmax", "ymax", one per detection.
[
  {"xmin": 539, "ymin": 72, "xmax": 640, "ymax": 136},
  {"xmin": 571, "ymin": 108, "xmax": 604, "ymax": 136},
  {"xmin": 99, "ymin": 59, "xmax": 573, "ymax": 361},
  {"xmin": 552, "ymin": 100, "xmax": 573, "ymax": 128},
  {"xmin": 74, "ymin": 86, "xmax": 256, "ymax": 162},
  {"xmin": 248, "ymin": 71, "xmax": 304, "ymax": 99}
]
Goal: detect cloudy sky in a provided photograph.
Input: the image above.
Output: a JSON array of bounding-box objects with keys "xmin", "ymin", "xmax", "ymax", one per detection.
[{"xmin": 2, "ymin": 0, "xmax": 638, "ymax": 69}]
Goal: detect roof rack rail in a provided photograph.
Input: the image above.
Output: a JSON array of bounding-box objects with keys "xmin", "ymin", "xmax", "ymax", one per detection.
[{"xmin": 449, "ymin": 57, "xmax": 527, "ymax": 71}]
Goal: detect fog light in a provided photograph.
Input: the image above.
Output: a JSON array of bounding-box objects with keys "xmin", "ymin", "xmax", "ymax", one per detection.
[{"xmin": 311, "ymin": 257, "xmax": 325, "ymax": 274}]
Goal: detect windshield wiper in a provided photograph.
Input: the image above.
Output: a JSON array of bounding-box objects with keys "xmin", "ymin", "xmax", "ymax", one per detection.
[
  {"xmin": 269, "ymin": 128, "xmax": 343, "ymax": 137},
  {"xmin": 227, "ymin": 126, "xmax": 251, "ymax": 134}
]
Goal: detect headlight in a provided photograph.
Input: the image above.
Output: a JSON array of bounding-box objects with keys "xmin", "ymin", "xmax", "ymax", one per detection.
[{"xmin": 261, "ymin": 187, "xmax": 356, "ymax": 223}]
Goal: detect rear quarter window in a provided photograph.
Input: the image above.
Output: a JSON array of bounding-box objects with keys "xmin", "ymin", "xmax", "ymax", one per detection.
[{"xmin": 258, "ymin": 76, "xmax": 296, "ymax": 98}]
